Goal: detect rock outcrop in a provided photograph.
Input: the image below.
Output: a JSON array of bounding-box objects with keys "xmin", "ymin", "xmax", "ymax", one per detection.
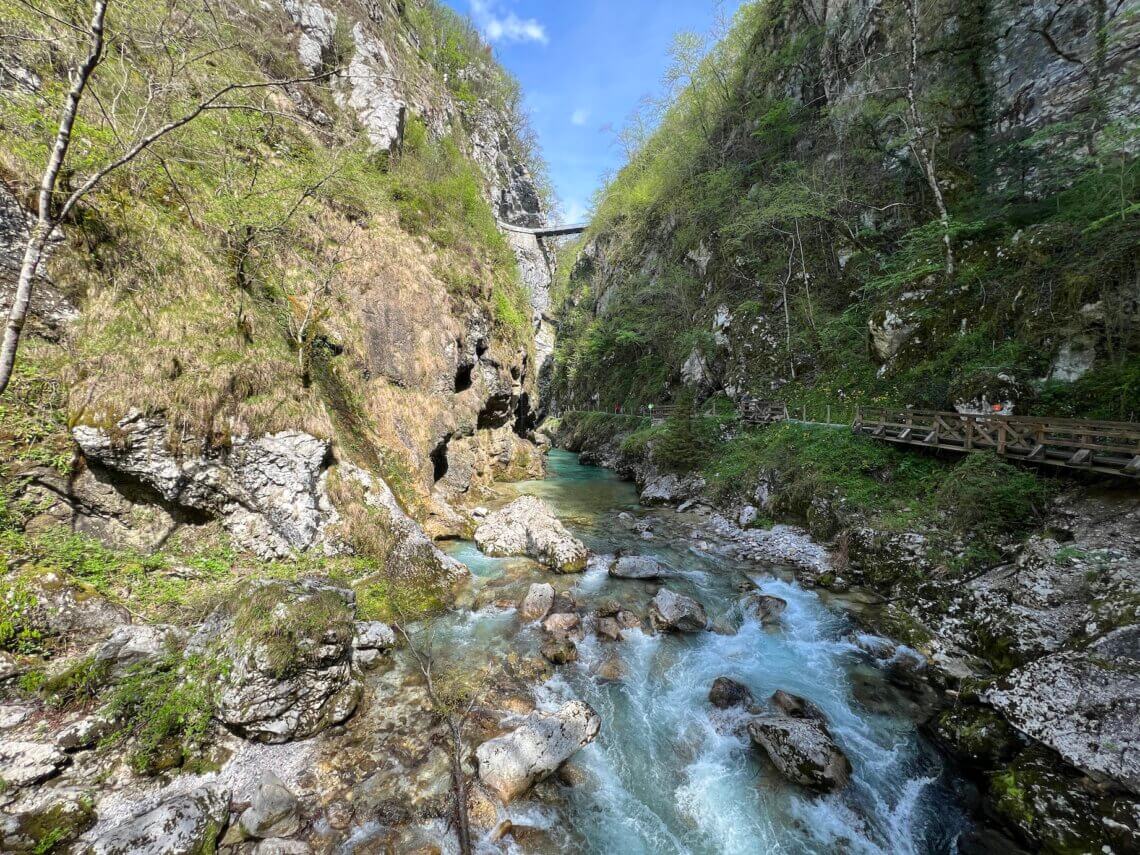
[
  {"xmin": 986, "ymin": 625, "xmax": 1140, "ymax": 794},
  {"xmin": 86, "ymin": 785, "xmax": 230, "ymax": 855},
  {"xmin": 475, "ymin": 701, "xmax": 601, "ymax": 802},
  {"xmin": 474, "ymin": 496, "xmax": 587, "ymax": 572},
  {"xmin": 203, "ymin": 580, "xmax": 363, "ymax": 743},
  {"xmin": 648, "ymin": 588, "xmax": 708, "ymax": 633},
  {"xmin": 747, "ymin": 715, "xmax": 850, "ymax": 792},
  {"xmin": 72, "ymin": 416, "xmax": 334, "ymax": 559}
]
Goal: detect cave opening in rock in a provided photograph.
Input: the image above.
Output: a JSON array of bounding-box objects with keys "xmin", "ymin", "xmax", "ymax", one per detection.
[
  {"xmin": 431, "ymin": 435, "xmax": 450, "ymax": 482},
  {"xmin": 454, "ymin": 362, "xmax": 474, "ymax": 393},
  {"xmin": 514, "ymin": 392, "xmax": 536, "ymax": 434}
]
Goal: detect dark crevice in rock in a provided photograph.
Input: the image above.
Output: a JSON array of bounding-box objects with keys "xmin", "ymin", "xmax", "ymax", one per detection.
[
  {"xmin": 454, "ymin": 362, "xmax": 474, "ymax": 393},
  {"xmin": 431, "ymin": 434, "xmax": 451, "ymax": 482},
  {"xmin": 477, "ymin": 393, "xmax": 515, "ymax": 430},
  {"xmin": 514, "ymin": 392, "xmax": 536, "ymax": 435}
]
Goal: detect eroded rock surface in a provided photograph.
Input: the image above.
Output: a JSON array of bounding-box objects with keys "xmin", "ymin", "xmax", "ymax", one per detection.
[
  {"xmin": 474, "ymin": 496, "xmax": 587, "ymax": 572},
  {"xmin": 987, "ymin": 625, "xmax": 1140, "ymax": 794},
  {"xmin": 748, "ymin": 715, "xmax": 850, "ymax": 792},
  {"xmin": 86, "ymin": 784, "xmax": 230, "ymax": 855},
  {"xmin": 475, "ymin": 701, "xmax": 601, "ymax": 801},
  {"xmin": 203, "ymin": 580, "xmax": 363, "ymax": 743},
  {"xmin": 519, "ymin": 582, "xmax": 555, "ymax": 620}
]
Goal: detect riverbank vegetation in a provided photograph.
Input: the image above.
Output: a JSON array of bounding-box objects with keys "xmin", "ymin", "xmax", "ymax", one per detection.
[{"xmin": 551, "ymin": 0, "xmax": 1139, "ymax": 422}]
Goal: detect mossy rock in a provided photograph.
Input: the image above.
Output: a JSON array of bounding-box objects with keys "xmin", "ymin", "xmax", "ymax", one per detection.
[
  {"xmin": 933, "ymin": 704, "xmax": 1020, "ymax": 768},
  {"xmin": 986, "ymin": 747, "xmax": 1136, "ymax": 854},
  {"xmin": 4, "ymin": 790, "xmax": 96, "ymax": 853}
]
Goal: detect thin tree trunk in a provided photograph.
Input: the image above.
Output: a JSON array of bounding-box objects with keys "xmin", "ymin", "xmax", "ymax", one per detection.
[
  {"xmin": 904, "ymin": 0, "xmax": 955, "ymax": 280},
  {"xmin": 781, "ymin": 241, "xmax": 796, "ymax": 381},
  {"xmin": 793, "ymin": 218, "xmax": 817, "ymax": 331},
  {"xmin": 0, "ymin": 0, "xmax": 108, "ymax": 395}
]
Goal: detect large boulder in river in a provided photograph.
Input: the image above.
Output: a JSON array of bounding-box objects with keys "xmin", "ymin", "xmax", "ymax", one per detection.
[
  {"xmin": 748, "ymin": 715, "xmax": 850, "ymax": 792},
  {"xmin": 475, "ymin": 701, "xmax": 601, "ymax": 801},
  {"xmin": 519, "ymin": 583, "xmax": 555, "ymax": 620},
  {"xmin": 87, "ymin": 784, "xmax": 230, "ymax": 855},
  {"xmin": 474, "ymin": 497, "xmax": 587, "ymax": 572},
  {"xmin": 649, "ymin": 588, "xmax": 708, "ymax": 633},
  {"xmin": 609, "ymin": 555, "xmax": 673, "ymax": 580},
  {"xmin": 709, "ymin": 677, "xmax": 754, "ymax": 710},
  {"xmin": 199, "ymin": 580, "xmax": 363, "ymax": 743},
  {"xmin": 743, "ymin": 592, "xmax": 787, "ymax": 624}
]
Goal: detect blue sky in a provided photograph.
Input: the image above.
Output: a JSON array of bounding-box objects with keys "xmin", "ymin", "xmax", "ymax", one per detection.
[{"xmin": 441, "ymin": 1, "xmax": 742, "ymax": 224}]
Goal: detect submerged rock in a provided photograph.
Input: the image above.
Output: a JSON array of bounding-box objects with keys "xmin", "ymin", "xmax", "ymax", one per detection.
[
  {"xmin": 519, "ymin": 582, "xmax": 555, "ymax": 621},
  {"xmin": 541, "ymin": 612, "xmax": 582, "ymax": 642},
  {"xmin": 743, "ymin": 592, "xmax": 787, "ymax": 624},
  {"xmin": 474, "ymin": 496, "xmax": 588, "ymax": 572},
  {"xmin": 475, "ymin": 701, "xmax": 601, "ymax": 801},
  {"xmin": 649, "ymin": 588, "xmax": 708, "ymax": 633},
  {"xmin": 541, "ymin": 639, "xmax": 578, "ymax": 665},
  {"xmin": 239, "ymin": 771, "xmax": 301, "ymax": 839},
  {"xmin": 709, "ymin": 677, "xmax": 754, "ymax": 710},
  {"xmin": 87, "ymin": 784, "xmax": 230, "ymax": 855},
  {"xmin": 609, "ymin": 555, "xmax": 674, "ymax": 580},
  {"xmin": 748, "ymin": 715, "xmax": 850, "ymax": 792}
]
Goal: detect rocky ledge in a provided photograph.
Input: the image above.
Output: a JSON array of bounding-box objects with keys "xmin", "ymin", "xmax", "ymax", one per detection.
[{"xmin": 474, "ymin": 496, "xmax": 588, "ymax": 572}]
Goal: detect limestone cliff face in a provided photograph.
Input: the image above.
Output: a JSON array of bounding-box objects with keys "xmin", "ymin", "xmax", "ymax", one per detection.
[
  {"xmin": 0, "ymin": 0, "xmax": 553, "ymax": 559},
  {"xmin": 552, "ymin": 0, "xmax": 1139, "ymax": 418}
]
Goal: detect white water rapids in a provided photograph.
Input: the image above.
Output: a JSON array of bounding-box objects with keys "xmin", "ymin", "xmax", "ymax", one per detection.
[{"xmin": 436, "ymin": 450, "xmax": 971, "ymax": 854}]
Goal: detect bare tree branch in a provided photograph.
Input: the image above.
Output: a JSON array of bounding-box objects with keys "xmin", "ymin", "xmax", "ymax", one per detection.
[{"xmin": 0, "ymin": 0, "xmax": 338, "ymax": 395}]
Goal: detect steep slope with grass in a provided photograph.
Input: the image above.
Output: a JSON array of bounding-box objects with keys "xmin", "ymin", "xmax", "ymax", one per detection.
[
  {"xmin": 0, "ymin": 1, "xmax": 559, "ymax": 848},
  {"xmin": 549, "ymin": 1, "xmax": 1140, "ymax": 851}
]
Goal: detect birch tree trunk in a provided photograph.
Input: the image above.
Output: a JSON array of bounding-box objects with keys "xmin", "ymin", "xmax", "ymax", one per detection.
[
  {"xmin": 0, "ymin": 0, "xmax": 108, "ymax": 395},
  {"xmin": 904, "ymin": 0, "xmax": 955, "ymax": 280}
]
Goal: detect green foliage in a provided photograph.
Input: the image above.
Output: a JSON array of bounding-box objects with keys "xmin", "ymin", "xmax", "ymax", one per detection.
[
  {"xmin": 389, "ymin": 115, "xmax": 531, "ymax": 343},
  {"xmin": 104, "ymin": 653, "xmax": 220, "ymax": 775},
  {"xmin": 0, "ymin": 575, "xmax": 47, "ymax": 654},
  {"xmin": 231, "ymin": 582, "xmax": 353, "ymax": 677},
  {"xmin": 935, "ymin": 454, "xmax": 1052, "ymax": 537},
  {"xmin": 650, "ymin": 395, "xmax": 720, "ymax": 473},
  {"xmin": 355, "ymin": 574, "xmax": 449, "ymax": 622},
  {"xmin": 39, "ymin": 656, "xmax": 111, "ymax": 710}
]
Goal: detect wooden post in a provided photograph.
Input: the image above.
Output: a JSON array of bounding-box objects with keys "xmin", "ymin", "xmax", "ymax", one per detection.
[
  {"xmin": 826, "ymin": 404, "xmax": 831, "ymax": 425},
  {"xmin": 998, "ymin": 421, "xmax": 1006, "ymax": 455},
  {"xmin": 965, "ymin": 416, "xmax": 974, "ymax": 450}
]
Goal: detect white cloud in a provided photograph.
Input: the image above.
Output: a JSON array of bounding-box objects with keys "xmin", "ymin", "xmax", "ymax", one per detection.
[
  {"xmin": 570, "ymin": 108, "xmax": 589, "ymax": 126},
  {"xmin": 471, "ymin": 0, "xmax": 548, "ymax": 45}
]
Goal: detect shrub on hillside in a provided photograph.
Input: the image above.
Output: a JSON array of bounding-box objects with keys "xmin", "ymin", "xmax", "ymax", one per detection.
[{"xmin": 935, "ymin": 454, "xmax": 1052, "ymax": 537}]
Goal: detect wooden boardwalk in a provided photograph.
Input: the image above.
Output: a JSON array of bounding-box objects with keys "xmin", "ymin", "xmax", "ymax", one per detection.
[
  {"xmin": 853, "ymin": 407, "xmax": 1140, "ymax": 479},
  {"xmin": 560, "ymin": 402, "xmax": 1140, "ymax": 480}
]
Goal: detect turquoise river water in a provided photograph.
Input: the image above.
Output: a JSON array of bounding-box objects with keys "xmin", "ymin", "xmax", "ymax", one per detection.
[{"xmin": 436, "ymin": 450, "xmax": 973, "ymax": 854}]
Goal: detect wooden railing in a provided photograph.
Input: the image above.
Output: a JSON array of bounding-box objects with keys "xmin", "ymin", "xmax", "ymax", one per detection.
[
  {"xmin": 560, "ymin": 403, "xmax": 1139, "ymax": 479},
  {"xmin": 853, "ymin": 407, "xmax": 1140, "ymax": 478}
]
